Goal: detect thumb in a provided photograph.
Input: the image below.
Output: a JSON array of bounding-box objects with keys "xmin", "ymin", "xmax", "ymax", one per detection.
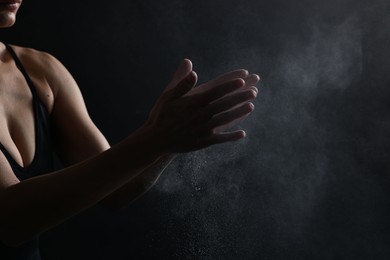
[
  {"xmin": 165, "ymin": 58, "xmax": 193, "ymax": 91},
  {"xmin": 163, "ymin": 70, "xmax": 198, "ymax": 101}
]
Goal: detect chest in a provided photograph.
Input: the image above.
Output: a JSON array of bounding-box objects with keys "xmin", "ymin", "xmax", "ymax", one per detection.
[{"xmin": 0, "ymin": 62, "xmax": 50, "ymax": 168}]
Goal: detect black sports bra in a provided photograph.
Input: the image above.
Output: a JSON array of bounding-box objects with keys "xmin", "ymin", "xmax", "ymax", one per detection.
[{"xmin": 0, "ymin": 44, "xmax": 55, "ymax": 260}]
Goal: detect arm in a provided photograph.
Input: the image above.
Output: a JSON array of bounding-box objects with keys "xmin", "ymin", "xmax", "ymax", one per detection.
[
  {"xmin": 0, "ymin": 49, "xmax": 166, "ymax": 246},
  {"xmin": 0, "ymin": 52, "xmax": 258, "ymax": 246},
  {"xmin": 48, "ymin": 52, "xmax": 259, "ymax": 209},
  {"xmin": 0, "ymin": 124, "xmax": 162, "ymax": 247},
  {"xmin": 43, "ymin": 51, "xmax": 175, "ymax": 209},
  {"xmin": 100, "ymin": 154, "xmax": 175, "ymax": 209}
]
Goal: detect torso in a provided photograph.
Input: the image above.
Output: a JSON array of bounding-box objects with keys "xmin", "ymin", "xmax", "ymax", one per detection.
[
  {"xmin": 0, "ymin": 42, "xmax": 54, "ymax": 168},
  {"xmin": 0, "ymin": 42, "xmax": 57, "ymax": 260}
]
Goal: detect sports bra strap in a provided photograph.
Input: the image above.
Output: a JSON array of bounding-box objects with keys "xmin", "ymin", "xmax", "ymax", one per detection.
[{"xmin": 4, "ymin": 44, "xmax": 39, "ymax": 98}]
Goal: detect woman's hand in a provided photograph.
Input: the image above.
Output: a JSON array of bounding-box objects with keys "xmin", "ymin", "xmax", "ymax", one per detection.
[{"xmin": 144, "ymin": 59, "xmax": 260, "ymax": 154}]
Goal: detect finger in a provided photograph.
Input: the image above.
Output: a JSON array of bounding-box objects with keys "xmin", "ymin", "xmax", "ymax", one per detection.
[
  {"xmin": 251, "ymin": 86, "xmax": 259, "ymax": 94},
  {"xmin": 207, "ymin": 102, "xmax": 254, "ymax": 130},
  {"xmin": 165, "ymin": 59, "xmax": 193, "ymax": 91},
  {"xmin": 243, "ymin": 74, "xmax": 260, "ymax": 87},
  {"xmin": 205, "ymin": 86, "xmax": 258, "ymax": 116},
  {"xmin": 205, "ymin": 88, "xmax": 257, "ymax": 117},
  {"xmin": 188, "ymin": 69, "xmax": 249, "ymax": 96},
  {"xmin": 195, "ymin": 78, "xmax": 246, "ymax": 106},
  {"xmin": 214, "ymin": 112, "xmax": 250, "ymax": 133},
  {"xmin": 214, "ymin": 85, "xmax": 258, "ymax": 101},
  {"xmin": 163, "ymin": 71, "xmax": 198, "ymax": 100},
  {"xmin": 202, "ymin": 69, "xmax": 249, "ymax": 88},
  {"xmin": 244, "ymin": 86, "xmax": 258, "ymax": 95}
]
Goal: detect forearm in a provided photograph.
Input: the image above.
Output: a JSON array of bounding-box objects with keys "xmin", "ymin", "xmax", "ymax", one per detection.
[
  {"xmin": 0, "ymin": 127, "xmax": 162, "ymax": 247},
  {"xmin": 100, "ymin": 154, "xmax": 176, "ymax": 210}
]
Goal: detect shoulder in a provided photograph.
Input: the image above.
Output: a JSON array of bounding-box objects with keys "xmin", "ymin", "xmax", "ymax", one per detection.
[
  {"xmin": 8, "ymin": 44, "xmax": 66, "ymax": 84},
  {"xmin": 5, "ymin": 43, "xmax": 78, "ymax": 112},
  {"xmin": 7, "ymin": 44, "xmax": 60, "ymax": 71}
]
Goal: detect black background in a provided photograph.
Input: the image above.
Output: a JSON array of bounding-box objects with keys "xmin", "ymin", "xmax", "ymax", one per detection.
[{"xmin": 3, "ymin": 0, "xmax": 390, "ymax": 259}]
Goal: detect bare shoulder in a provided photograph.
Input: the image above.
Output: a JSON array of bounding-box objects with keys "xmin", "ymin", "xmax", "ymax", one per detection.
[
  {"xmin": 8, "ymin": 44, "xmax": 77, "ymax": 113},
  {"xmin": 9, "ymin": 44, "xmax": 65, "ymax": 83}
]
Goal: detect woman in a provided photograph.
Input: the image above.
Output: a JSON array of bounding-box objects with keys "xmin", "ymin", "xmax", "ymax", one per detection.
[{"xmin": 0, "ymin": 0, "xmax": 260, "ymax": 259}]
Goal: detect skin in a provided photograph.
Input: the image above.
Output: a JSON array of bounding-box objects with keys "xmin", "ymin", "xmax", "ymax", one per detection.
[{"xmin": 0, "ymin": 1, "xmax": 260, "ymax": 247}]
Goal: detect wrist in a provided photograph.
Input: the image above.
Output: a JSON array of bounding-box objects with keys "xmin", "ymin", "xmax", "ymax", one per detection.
[{"xmin": 124, "ymin": 123, "xmax": 169, "ymax": 158}]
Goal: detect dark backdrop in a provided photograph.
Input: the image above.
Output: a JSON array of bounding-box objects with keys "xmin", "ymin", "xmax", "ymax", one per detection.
[{"xmin": 3, "ymin": 0, "xmax": 390, "ymax": 259}]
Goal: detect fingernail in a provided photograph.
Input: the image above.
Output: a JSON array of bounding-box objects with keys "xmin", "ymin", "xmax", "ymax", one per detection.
[{"xmin": 251, "ymin": 90, "xmax": 257, "ymax": 98}]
